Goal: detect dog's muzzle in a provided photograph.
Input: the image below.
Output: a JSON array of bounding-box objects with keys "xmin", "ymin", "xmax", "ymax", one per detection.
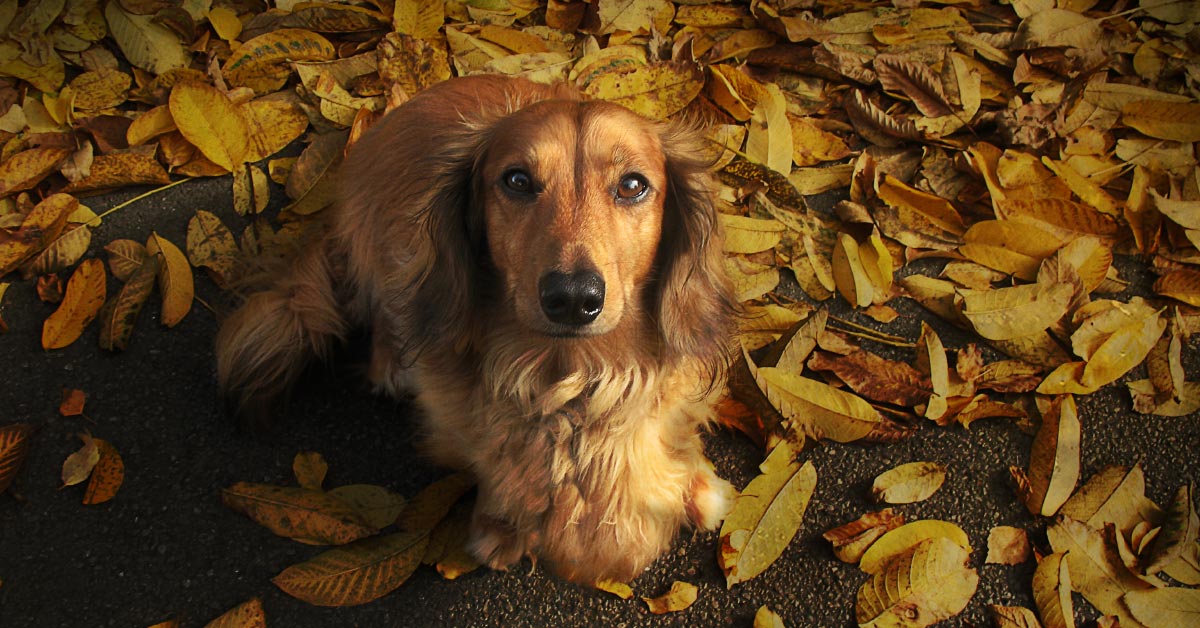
[{"xmin": 538, "ymin": 269, "xmax": 605, "ymax": 328}]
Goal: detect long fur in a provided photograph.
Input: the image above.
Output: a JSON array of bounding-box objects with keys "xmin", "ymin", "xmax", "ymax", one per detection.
[{"xmin": 215, "ymin": 75, "xmax": 737, "ymax": 583}]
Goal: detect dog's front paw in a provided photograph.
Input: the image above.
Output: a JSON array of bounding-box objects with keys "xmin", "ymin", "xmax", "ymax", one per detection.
[
  {"xmin": 687, "ymin": 467, "xmax": 736, "ymax": 531},
  {"xmin": 468, "ymin": 513, "xmax": 529, "ymax": 571}
]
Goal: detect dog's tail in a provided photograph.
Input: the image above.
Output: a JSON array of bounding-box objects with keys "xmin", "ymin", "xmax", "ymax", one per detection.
[{"xmin": 215, "ymin": 238, "xmax": 348, "ymax": 426}]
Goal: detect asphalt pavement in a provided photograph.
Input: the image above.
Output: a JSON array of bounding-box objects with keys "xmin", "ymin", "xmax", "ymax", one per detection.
[{"xmin": 1, "ymin": 175, "xmax": 1197, "ymax": 627}]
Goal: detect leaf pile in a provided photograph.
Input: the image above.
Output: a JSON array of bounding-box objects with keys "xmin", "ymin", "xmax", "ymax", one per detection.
[{"xmin": 1, "ymin": 0, "xmax": 1198, "ymax": 624}]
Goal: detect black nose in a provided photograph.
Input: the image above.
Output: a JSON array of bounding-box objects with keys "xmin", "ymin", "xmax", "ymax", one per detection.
[{"xmin": 538, "ymin": 270, "xmax": 605, "ymax": 327}]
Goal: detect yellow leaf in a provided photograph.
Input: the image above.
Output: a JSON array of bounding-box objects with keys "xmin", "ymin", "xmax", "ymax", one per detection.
[
  {"xmin": 126, "ymin": 105, "xmax": 178, "ymax": 146},
  {"xmin": 1032, "ymin": 553, "xmax": 1075, "ymax": 628},
  {"xmin": 960, "ymin": 282, "xmax": 1074, "ymax": 341},
  {"xmin": 1156, "ymin": 268, "xmax": 1200, "ymax": 307},
  {"xmin": 104, "ymin": 1, "xmax": 190, "ymax": 75},
  {"xmin": 718, "ymin": 441, "xmax": 816, "ymax": 586},
  {"xmin": 595, "ymin": 0, "xmax": 674, "ymax": 35},
  {"xmin": 721, "ymin": 215, "xmax": 785, "ymax": 254},
  {"xmin": 755, "ymin": 605, "xmax": 787, "ymax": 628},
  {"xmin": 207, "ymin": 7, "xmax": 242, "ymax": 41},
  {"xmin": 642, "ymin": 580, "xmax": 698, "ymax": 614},
  {"xmin": 241, "ymin": 99, "xmax": 309, "ymax": 163},
  {"xmin": 871, "ymin": 462, "xmax": 947, "ymax": 505},
  {"xmin": 1060, "ymin": 465, "xmax": 1162, "ymax": 537},
  {"xmin": 169, "ymin": 82, "xmax": 249, "ymax": 172},
  {"xmin": 273, "ymin": 532, "xmax": 429, "ymax": 606},
  {"xmin": 856, "ymin": 537, "xmax": 978, "ymax": 628},
  {"xmin": 1013, "ymin": 395, "xmax": 1080, "ymax": 517},
  {"xmin": 61, "ymin": 152, "xmax": 171, "ymax": 194},
  {"xmin": 755, "ymin": 367, "xmax": 882, "ymax": 442},
  {"xmin": 746, "ymin": 83, "xmax": 792, "ymax": 174},
  {"xmin": 1121, "ymin": 100, "xmax": 1200, "ymax": 142},
  {"xmin": 988, "ymin": 605, "xmax": 1043, "ymax": 628},
  {"xmin": 708, "ymin": 64, "xmax": 767, "ymax": 121},
  {"xmin": 1047, "ymin": 518, "xmax": 1154, "ymax": 625},
  {"xmin": 66, "ymin": 68, "xmax": 131, "ymax": 112},
  {"xmin": 0, "ymin": 146, "xmax": 72, "ymax": 196},
  {"xmin": 224, "ymin": 29, "xmax": 336, "ymax": 94},
  {"xmin": 203, "ymin": 598, "xmax": 265, "ymax": 628},
  {"xmin": 233, "ymin": 164, "xmax": 270, "ymax": 216},
  {"xmin": 876, "ymin": 174, "xmax": 966, "ymax": 237},
  {"xmin": 724, "ymin": 256, "xmax": 779, "ymax": 302},
  {"xmin": 146, "ymin": 232, "xmax": 193, "ymax": 327},
  {"xmin": 20, "ymin": 225, "xmax": 91, "ymax": 278},
  {"xmin": 859, "ymin": 520, "xmax": 972, "ymax": 575},
  {"xmin": 790, "ymin": 116, "xmax": 851, "ymax": 166},
  {"xmin": 1042, "ymin": 157, "xmax": 1121, "ymax": 216},
  {"xmin": 61, "ymin": 432, "xmax": 100, "ymax": 487},
  {"xmin": 42, "ymin": 258, "xmax": 106, "ymax": 349},
  {"xmin": 327, "ymin": 485, "xmax": 407, "ymax": 531},
  {"xmin": 393, "ymin": 0, "xmax": 443, "ymax": 38},
  {"xmin": 581, "ymin": 61, "xmax": 704, "ymax": 121},
  {"xmin": 959, "ymin": 220, "xmax": 1062, "ymax": 280},
  {"xmin": 823, "ymin": 508, "xmax": 905, "ymax": 565},
  {"xmin": 1124, "ymin": 586, "xmax": 1200, "ymax": 628},
  {"xmin": 595, "ymin": 579, "xmax": 634, "ymax": 599},
  {"xmin": 985, "ymin": 526, "xmax": 1031, "ymax": 565},
  {"xmin": 833, "ymin": 233, "xmax": 873, "ymax": 308}
]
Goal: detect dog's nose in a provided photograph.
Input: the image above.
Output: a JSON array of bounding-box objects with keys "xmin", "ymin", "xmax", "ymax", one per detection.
[{"xmin": 538, "ymin": 270, "xmax": 605, "ymax": 327}]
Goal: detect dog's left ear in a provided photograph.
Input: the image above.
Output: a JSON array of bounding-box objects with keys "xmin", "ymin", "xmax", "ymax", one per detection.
[{"xmin": 656, "ymin": 124, "xmax": 736, "ymax": 378}]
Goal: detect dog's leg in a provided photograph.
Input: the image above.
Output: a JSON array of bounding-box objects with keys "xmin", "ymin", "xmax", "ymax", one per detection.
[
  {"xmin": 366, "ymin": 326, "xmax": 417, "ymax": 397},
  {"xmin": 215, "ymin": 238, "xmax": 347, "ymax": 424},
  {"xmin": 686, "ymin": 460, "xmax": 736, "ymax": 531}
]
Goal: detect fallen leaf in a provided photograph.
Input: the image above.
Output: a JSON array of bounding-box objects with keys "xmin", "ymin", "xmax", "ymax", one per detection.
[
  {"xmin": 581, "ymin": 61, "xmax": 704, "ymax": 121},
  {"xmin": 59, "ymin": 389, "xmax": 86, "ymax": 417},
  {"xmin": 221, "ymin": 482, "xmax": 377, "ymax": 546},
  {"xmin": 97, "ymin": 253, "xmax": 159, "ymax": 351},
  {"xmin": 0, "ymin": 194, "xmax": 78, "ymax": 278},
  {"xmin": 293, "ymin": 451, "xmax": 328, "ymax": 491},
  {"xmin": 719, "ymin": 440, "xmax": 816, "ymax": 587},
  {"xmin": 42, "ymin": 258, "xmax": 106, "ymax": 350},
  {"xmin": 1124, "ymin": 587, "xmax": 1200, "ymax": 628},
  {"xmin": 21, "ymin": 225, "xmax": 91, "ymax": 279},
  {"xmin": 1141, "ymin": 483, "xmax": 1198, "ymax": 576},
  {"xmin": 82, "ymin": 438, "xmax": 124, "ymax": 505},
  {"xmin": 61, "ymin": 432, "xmax": 100, "ymax": 487},
  {"xmin": 186, "ymin": 211, "xmax": 240, "ymax": 288},
  {"xmin": 754, "ymin": 605, "xmax": 787, "ymax": 628},
  {"xmin": 168, "ymin": 82, "xmax": 249, "ymax": 172},
  {"xmin": 1047, "ymin": 517, "xmax": 1154, "ymax": 625},
  {"xmin": 0, "ymin": 147, "xmax": 72, "ymax": 196},
  {"xmin": 754, "ymin": 366, "xmax": 882, "ymax": 443},
  {"xmin": 986, "ymin": 526, "xmax": 1031, "ymax": 565},
  {"xmin": 1011, "ymin": 395, "xmax": 1081, "ymax": 517},
  {"xmin": 104, "ymin": 2, "xmax": 190, "ymax": 75},
  {"xmin": 642, "ymin": 580, "xmax": 698, "ymax": 615},
  {"xmin": 202, "ymin": 597, "xmax": 266, "ymax": 628},
  {"xmin": 327, "ymin": 485, "xmax": 407, "ymax": 531},
  {"xmin": 1032, "ymin": 552, "xmax": 1074, "ymax": 628},
  {"xmin": 823, "ymin": 509, "xmax": 906, "ymax": 564},
  {"xmin": 273, "ymin": 531, "xmax": 429, "ymax": 607},
  {"xmin": 224, "ymin": 29, "xmax": 336, "ymax": 94},
  {"xmin": 988, "ymin": 605, "xmax": 1043, "ymax": 628},
  {"xmin": 397, "ymin": 473, "xmax": 475, "ymax": 533},
  {"xmin": 859, "ymin": 520, "xmax": 972, "ymax": 575},
  {"xmin": 595, "ymin": 579, "xmax": 634, "ymax": 599},
  {"xmin": 1121, "ymin": 100, "xmax": 1200, "ymax": 142},
  {"xmin": 146, "ymin": 232, "xmax": 193, "ymax": 328},
  {"xmin": 0, "ymin": 423, "xmax": 35, "ymax": 494},
  {"xmin": 856, "ymin": 536, "xmax": 978, "ymax": 628},
  {"xmin": 872, "ymin": 462, "xmax": 946, "ymax": 505},
  {"xmin": 960, "ymin": 282, "xmax": 1073, "ymax": 341}
]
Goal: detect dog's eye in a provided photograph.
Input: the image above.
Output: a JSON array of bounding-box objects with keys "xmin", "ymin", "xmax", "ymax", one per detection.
[
  {"xmin": 616, "ymin": 174, "xmax": 648, "ymax": 201},
  {"xmin": 503, "ymin": 169, "xmax": 534, "ymax": 194}
]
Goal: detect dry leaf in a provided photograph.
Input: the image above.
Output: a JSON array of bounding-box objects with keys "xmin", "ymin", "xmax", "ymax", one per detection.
[
  {"xmin": 97, "ymin": 253, "xmax": 159, "ymax": 351},
  {"xmin": 1047, "ymin": 517, "xmax": 1154, "ymax": 625},
  {"xmin": 859, "ymin": 520, "xmax": 972, "ymax": 575},
  {"xmin": 186, "ymin": 211, "xmax": 240, "ymax": 288},
  {"xmin": 82, "ymin": 438, "xmax": 124, "ymax": 505},
  {"xmin": 397, "ymin": 473, "xmax": 475, "ymax": 533},
  {"xmin": 871, "ymin": 462, "xmax": 947, "ymax": 505},
  {"xmin": 823, "ymin": 509, "xmax": 906, "ymax": 564},
  {"xmin": 0, "ymin": 194, "xmax": 78, "ymax": 278},
  {"xmin": 754, "ymin": 605, "xmax": 787, "ymax": 628},
  {"xmin": 808, "ymin": 350, "xmax": 931, "ymax": 408},
  {"xmin": 594, "ymin": 579, "xmax": 634, "ymax": 599},
  {"xmin": 960, "ymin": 282, "xmax": 1073, "ymax": 341},
  {"xmin": 169, "ymin": 82, "xmax": 249, "ymax": 172},
  {"xmin": 1011, "ymin": 395, "xmax": 1080, "ymax": 517},
  {"xmin": 42, "ymin": 258, "xmax": 106, "ymax": 350},
  {"xmin": 59, "ymin": 389, "xmax": 86, "ymax": 417},
  {"xmin": 986, "ymin": 526, "xmax": 1031, "ymax": 565},
  {"xmin": 0, "ymin": 423, "xmax": 35, "ymax": 494},
  {"xmin": 642, "ymin": 581, "xmax": 699, "ymax": 615},
  {"xmin": 855, "ymin": 536, "xmax": 978, "ymax": 628},
  {"xmin": 1141, "ymin": 483, "xmax": 1198, "ymax": 576},
  {"xmin": 273, "ymin": 531, "xmax": 429, "ymax": 607},
  {"xmin": 0, "ymin": 147, "xmax": 72, "ymax": 197},
  {"xmin": 719, "ymin": 440, "xmax": 816, "ymax": 587},
  {"xmin": 1121, "ymin": 100, "xmax": 1200, "ymax": 142},
  {"xmin": 754, "ymin": 366, "xmax": 882, "ymax": 443},
  {"xmin": 224, "ymin": 29, "xmax": 336, "ymax": 94},
  {"xmin": 293, "ymin": 451, "xmax": 328, "ymax": 491},
  {"xmin": 104, "ymin": 2, "xmax": 190, "ymax": 75},
  {"xmin": 1032, "ymin": 552, "xmax": 1075, "ymax": 628},
  {"xmin": 103, "ymin": 240, "xmax": 148, "ymax": 281},
  {"xmin": 221, "ymin": 482, "xmax": 377, "ymax": 546},
  {"xmin": 203, "ymin": 597, "xmax": 265, "ymax": 628},
  {"xmin": 1123, "ymin": 587, "xmax": 1200, "ymax": 628},
  {"xmin": 989, "ymin": 605, "xmax": 1044, "ymax": 628},
  {"xmin": 61, "ymin": 432, "xmax": 100, "ymax": 487},
  {"xmin": 327, "ymin": 485, "xmax": 407, "ymax": 531},
  {"xmin": 146, "ymin": 232, "xmax": 193, "ymax": 328}
]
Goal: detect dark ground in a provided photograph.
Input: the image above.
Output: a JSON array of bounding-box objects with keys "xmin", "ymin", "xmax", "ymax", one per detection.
[{"xmin": 1, "ymin": 175, "xmax": 1197, "ymax": 627}]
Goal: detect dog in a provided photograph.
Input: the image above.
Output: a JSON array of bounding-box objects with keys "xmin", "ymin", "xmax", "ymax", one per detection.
[{"xmin": 215, "ymin": 75, "xmax": 737, "ymax": 583}]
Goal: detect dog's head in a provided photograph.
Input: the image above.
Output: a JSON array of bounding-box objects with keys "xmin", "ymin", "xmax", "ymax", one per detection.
[{"xmin": 416, "ymin": 90, "xmax": 733, "ymax": 372}]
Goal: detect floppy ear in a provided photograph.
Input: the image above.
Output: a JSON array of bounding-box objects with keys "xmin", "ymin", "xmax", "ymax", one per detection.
[{"xmin": 656, "ymin": 124, "xmax": 737, "ymax": 379}]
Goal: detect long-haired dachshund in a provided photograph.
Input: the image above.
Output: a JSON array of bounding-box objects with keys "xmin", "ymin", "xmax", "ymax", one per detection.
[{"xmin": 215, "ymin": 75, "xmax": 737, "ymax": 583}]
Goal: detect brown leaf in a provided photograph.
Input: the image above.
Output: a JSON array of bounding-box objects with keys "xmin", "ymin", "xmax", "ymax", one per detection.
[
  {"xmin": 59, "ymin": 388, "xmax": 86, "ymax": 416},
  {"xmin": 82, "ymin": 439, "xmax": 124, "ymax": 505},
  {"xmin": 273, "ymin": 531, "xmax": 429, "ymax": 606},
  {"xmin": 1012, "ymin": 395, "xmax": 1080, "ymax": 517},
  {"xmin": 61, "ymin": 151, "xmax": 171, "ymax": 194},
  {"xmin": 0, "ymin": 423, "xmax": 35, "ymax": 494},
  {"xmin": 986, "ymin": 526, "xmax": 1031, "ymax": 566},
  {"xmin": 823, "ymin": 508, "xmax": 905, "ymax": 564},
  {"xmin": 221, "ymin": 482, "xmax": 377, "ymax": 545},
  {"xmin": 874, "ymin": 54, "xmax": 953, "ymax": 118},
  {"xmin": 203, "ymin": 597, "xmax": 265, "ymax": 628},
  {"xmin": 97, "ymin": 252, "xmax": 158, "ymax": 352},
  {"xmin": 293, "ymin": 451, "xmax": 328, "ymax": 491},
  {"xmin": 0, "ymin": 194, "xmax": 78, "ymax": 279},
  {"xmin": 808, "ymin": 350, "xmax": 932, "ymax": 407},
  {"xmin": 0, "ymin": 147, "xmax": 72, "ymax": 197}
]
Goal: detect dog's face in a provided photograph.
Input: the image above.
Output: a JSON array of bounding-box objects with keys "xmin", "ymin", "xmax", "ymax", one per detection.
[{"xmin": 478, "ymin": 101, "xmax": 668, "ymax": 338}]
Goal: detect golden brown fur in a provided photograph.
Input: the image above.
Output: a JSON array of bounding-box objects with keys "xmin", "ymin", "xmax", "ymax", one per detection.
[{"xmin": 215, "ymin": 75, "xmax": 737, "ymax": 583}]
